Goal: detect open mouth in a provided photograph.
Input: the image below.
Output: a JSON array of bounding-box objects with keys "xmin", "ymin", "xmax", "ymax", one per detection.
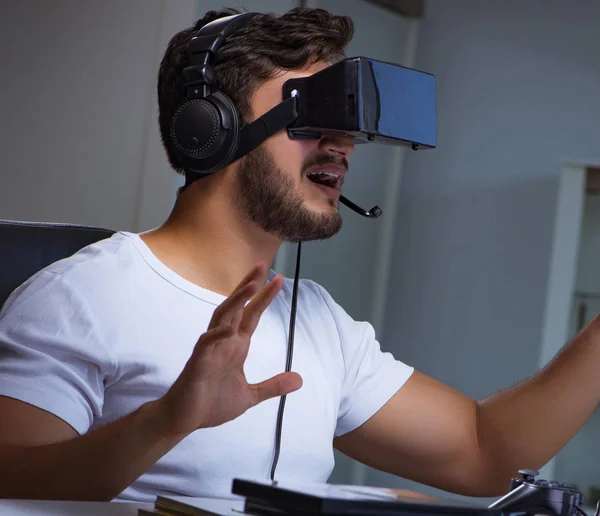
[{"xmin": 306, "ymin": 171, "xmax": 344, "ymax": 194}]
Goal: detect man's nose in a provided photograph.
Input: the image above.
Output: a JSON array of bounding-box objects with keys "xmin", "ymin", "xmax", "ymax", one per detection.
[{"xmin": 319, "ymin": 135, "xmax": 355, "ymax": 159}]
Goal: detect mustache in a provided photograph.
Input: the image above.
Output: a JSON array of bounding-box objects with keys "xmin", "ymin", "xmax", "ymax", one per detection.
[{"xmin": 302, "ymin": 153, "xmax": 349, "ymax": 173}]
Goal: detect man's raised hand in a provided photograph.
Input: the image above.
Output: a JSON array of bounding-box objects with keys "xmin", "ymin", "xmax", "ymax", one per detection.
[{"xmin": 155, "ymin": 262, "xmax": 302, "ymax": 438}]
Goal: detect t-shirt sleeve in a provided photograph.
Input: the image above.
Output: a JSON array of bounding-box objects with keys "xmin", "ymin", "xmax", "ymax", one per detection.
[
  {"xmin": 312, "ymin": 282, "xmax": 414, "ymax": 437},
  {"xmin": 0, "ymin": 271, "xmax": 116, "ymax": 434}
]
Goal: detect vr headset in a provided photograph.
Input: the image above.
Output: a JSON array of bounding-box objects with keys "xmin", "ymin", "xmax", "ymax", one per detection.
[
  {"xmin": 171, "ymin": 12, "xmax": 437, "ymax": 218},
  {"xmin": 283, "ymin": 56, "xmax": 436, "ymax": 149}
]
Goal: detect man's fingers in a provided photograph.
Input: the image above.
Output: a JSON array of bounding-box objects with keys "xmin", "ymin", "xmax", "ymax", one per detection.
[
  {"xmin": 194, "ymin": 324, "xmax": 236, "ymax": 350},
  {"xmin": 208, "ymin": 263, "xmax": 269, "ymax": 330},
  {"xmin": 187, "ymin": 324, "xmax": 236, "ymax": 372},
  {"xmin": 208, "ymin": 281, "xmax": 260, "ymax": 330},
  {"xmin": 250, "ymin": 372, "xmax": 303, "ymax": 405},
  {"xmin": 238, "ymin": 275, "xmax": 285, "ymax": 338},
  {"xmin": 232, "ymin": 262, "xmax": 268, "ymax": 295}
]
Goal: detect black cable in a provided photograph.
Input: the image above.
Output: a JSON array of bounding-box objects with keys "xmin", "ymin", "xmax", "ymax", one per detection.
[
  {"xmin": 270, "ymin": 242, "xmax": 302, "ymax": 481},
  {"xmin": 574, "ymin": 500, "xmax": 600, "ymax": 516}
]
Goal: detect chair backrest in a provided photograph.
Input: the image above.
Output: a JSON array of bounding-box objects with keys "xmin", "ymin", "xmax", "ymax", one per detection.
[{"xmin": 0, "ymin": 219, "xmax": 115, "ymax": 308}]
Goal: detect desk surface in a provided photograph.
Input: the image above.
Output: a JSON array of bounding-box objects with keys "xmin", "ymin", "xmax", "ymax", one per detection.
[{"xmin": 0, "ymin": 499, "xmax": 152, "ymax": 515}]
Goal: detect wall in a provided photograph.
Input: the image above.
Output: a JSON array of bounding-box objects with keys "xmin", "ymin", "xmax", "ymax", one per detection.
[
  {"xmin": 0, "ymin": 0, "xmax": 197, "ymax": 231},
  {"xmin": 376, "ymin": 0, "xmax": 600, "ymax": 497}
]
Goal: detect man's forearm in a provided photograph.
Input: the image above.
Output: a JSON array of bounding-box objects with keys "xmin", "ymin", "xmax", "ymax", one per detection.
[
  {"xmin": 0, "ymin": 400, "xmax": 183, "ymax": 501},
  {"xmin": 477, "ymin": 314, "xmax": 600, "ymax": 485}
]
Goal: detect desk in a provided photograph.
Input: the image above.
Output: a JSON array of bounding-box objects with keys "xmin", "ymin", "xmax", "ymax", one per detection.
[{"xmin": 0, "ymin": 499, "xmax": 152, "ymax": 515}]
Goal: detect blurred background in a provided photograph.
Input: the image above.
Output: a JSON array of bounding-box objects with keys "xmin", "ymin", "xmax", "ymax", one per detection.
[{"xmin": 1, "ymin": 0, "xmax": 600, "ymax": 503}]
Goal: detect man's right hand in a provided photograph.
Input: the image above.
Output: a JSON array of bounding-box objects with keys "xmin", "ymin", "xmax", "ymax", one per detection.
[
  {"xmin": 0, "ymin": 261, "xmax": 302, "ymax": 501},
  {"xmin": 154, "ymin": 262, "xmax": 303, "ymax": 438}
]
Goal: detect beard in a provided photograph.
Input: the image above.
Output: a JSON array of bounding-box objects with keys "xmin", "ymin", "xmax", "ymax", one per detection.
[{"xmin": 235, "ymin": 145, "xmax": 343, "ymax": 242}]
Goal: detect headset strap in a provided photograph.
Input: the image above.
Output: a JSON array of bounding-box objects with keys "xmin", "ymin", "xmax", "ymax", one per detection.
[{"xmin": 234, "ymin": 96, "xmax": 298, "ymax": 160}]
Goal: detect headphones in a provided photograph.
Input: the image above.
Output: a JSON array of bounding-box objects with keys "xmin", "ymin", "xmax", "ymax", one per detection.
[{"xmin": 170, "ymin": 13, "xmax": 260, "ymax": 178}]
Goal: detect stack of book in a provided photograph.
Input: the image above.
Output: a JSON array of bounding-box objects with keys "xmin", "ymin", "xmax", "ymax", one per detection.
[{"xmin": 139, "ymin": 478, "xmax": 500, "ymax": 516}]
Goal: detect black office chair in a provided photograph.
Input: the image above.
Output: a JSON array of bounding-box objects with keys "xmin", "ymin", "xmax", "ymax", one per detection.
[{"xmin": 0, "ymin": 219, "xmax": 115, "ymax": 308}]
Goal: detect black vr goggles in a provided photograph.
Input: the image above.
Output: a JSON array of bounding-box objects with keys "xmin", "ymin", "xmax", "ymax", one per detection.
[
  {"xmin": 171, "ymin": 12, "xmax": 437, "ymax": 218},
  {"xmin": 283, "ymin": 56, "xmax": 436, "ymax": 150}
]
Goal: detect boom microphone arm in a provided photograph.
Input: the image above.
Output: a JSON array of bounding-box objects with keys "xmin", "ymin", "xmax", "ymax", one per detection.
[{"xmin": 339, "ymin": 195, "xmax": 382, "ymax": 218}]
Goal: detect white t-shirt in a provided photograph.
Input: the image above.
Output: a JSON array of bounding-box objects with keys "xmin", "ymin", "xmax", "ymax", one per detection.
[{"xmin": 0, "ymin": 232, "xmax": 413, "ymax": 502}]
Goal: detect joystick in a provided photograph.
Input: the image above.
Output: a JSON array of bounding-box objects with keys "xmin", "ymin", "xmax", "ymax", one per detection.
[
  {"xmin": 508, "ymin": 469, "xmax": 541, "ymax": 491},
  {"xmin": 488, "ymin": 469, "xmax": 585, "ymax": 516}
]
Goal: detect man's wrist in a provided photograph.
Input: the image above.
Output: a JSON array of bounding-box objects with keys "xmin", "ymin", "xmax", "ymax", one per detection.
[{"xmin": 136, "ymin": 399, "xmax": 190, "ymax": 449}]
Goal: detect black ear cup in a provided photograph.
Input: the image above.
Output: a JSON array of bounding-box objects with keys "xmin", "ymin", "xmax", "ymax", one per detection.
[
  {"xmin": 171, "ymin": 99, "xmax": 222, "ymax": 158},
  {"xmin": 170, "ymin": 12, "xmax": 260, "ymax": 175},
  {"xmin": 170, "ymin": 91, "xmax": 241, "ymax": 174}
]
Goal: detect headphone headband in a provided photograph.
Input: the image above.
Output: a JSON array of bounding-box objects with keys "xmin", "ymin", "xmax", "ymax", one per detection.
[
  {"xmin": 183, "ymin": 13, "xmax": 260, "ymax": 93},
  {"xmin": 190, "ymin": 13, "xmax": 259, "ymax": 61}
]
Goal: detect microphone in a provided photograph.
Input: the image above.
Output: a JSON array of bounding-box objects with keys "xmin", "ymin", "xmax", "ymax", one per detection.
[{"xmin": 339, "ymin": 195, "xmax": 382, "ymax": 218}]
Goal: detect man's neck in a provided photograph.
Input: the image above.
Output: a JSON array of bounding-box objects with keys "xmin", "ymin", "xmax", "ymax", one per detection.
[{"xmin": 140, "ymin": 179, "xmax": 281, "ymax": 297}]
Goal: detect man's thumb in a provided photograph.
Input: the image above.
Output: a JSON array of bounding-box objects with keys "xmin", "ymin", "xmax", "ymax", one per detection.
[{"xmin": 250, "ymin": 372, "xmax": 303, "ymax": 405}]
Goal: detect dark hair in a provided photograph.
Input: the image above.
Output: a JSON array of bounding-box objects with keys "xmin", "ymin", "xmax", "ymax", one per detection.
[{"xmin": 157, "ymin": 7, "xmax": 354, "ymax": 175}]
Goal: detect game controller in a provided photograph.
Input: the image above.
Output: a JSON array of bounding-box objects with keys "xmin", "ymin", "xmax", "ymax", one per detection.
[{"xmin": 488, "ymin": 469, "xmax": 585, "ymax": 516}]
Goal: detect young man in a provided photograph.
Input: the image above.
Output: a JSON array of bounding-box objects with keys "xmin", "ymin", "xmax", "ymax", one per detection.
[{"xmin": 0, "ymin": 6, "xmax": 599, "ymax": 504}]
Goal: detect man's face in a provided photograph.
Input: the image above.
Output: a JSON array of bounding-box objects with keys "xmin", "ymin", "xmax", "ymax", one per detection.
[{"xmin": 234, "ymin": 61, "xmax": 355, "ymax": 243}]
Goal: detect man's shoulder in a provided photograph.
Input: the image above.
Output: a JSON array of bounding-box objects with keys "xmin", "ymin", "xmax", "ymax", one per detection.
[
  {"xmin": 277, "ymin": 276, "xmax": 340, "ymax": 316},
  {"xmin": 40, "ymin": 231, "xmax": 138, "ymax": 283},
  {"xmin": 5, "ymin": 232, "xmax": 141, "ymax": 308},
  {"xmin": 276, "ymin": 276, "xmax": 367, "ymax": 336},
  {"xmin": 280, "ymin": 276, "xmax": 328, "ymax": 302}
]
